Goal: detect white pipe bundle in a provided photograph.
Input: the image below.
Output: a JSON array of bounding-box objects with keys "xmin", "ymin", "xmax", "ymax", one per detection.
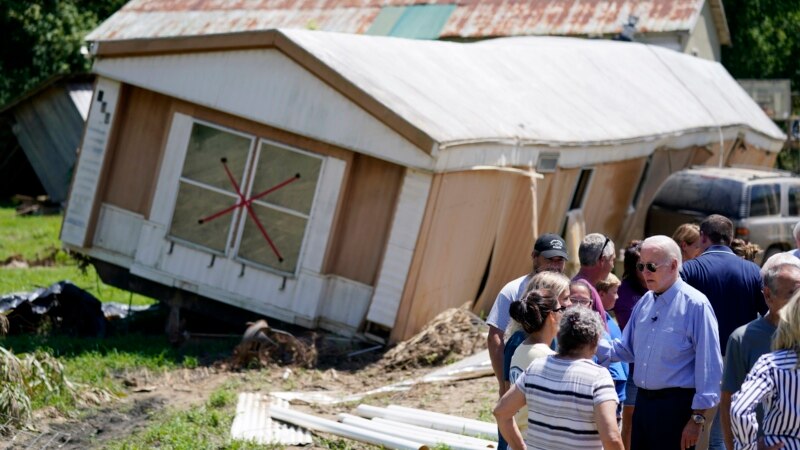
[
  {"xmin": 339, "ymin": 414, "xmax": 495, "ymax": 450},
  {"xmin": 270, "ymin": 406, "xmax": 428, "ymax": 450},
  {"xmin": 355, "ymin": 404, "xmax": 498, "ymax": 439}
]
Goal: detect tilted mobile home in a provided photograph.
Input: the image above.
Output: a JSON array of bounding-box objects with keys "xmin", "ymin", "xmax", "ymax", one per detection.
[{"xmin": 63, "ymin": 30, "xmax": 784, "ymax": 341}]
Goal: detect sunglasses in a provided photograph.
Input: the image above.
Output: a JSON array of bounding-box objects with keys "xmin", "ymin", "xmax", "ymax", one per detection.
[
  {"xmin": 597, "ymin": 236, "xmax": 610, "ymax": 262},
  {"xmin": 636, "ymin": 262, "xmax": 665, "ymax": 273}
]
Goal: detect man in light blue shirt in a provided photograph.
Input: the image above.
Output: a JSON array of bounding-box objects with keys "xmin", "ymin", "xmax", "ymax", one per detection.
[{"xmin": 597, "ymin": 235, "xmax": 723, "ymax": 450}]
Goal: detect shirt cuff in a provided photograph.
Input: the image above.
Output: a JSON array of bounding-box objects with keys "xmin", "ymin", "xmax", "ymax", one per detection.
[{"xmin": 691, "ymin": 392, "xmax": 719, "ymax": 410}]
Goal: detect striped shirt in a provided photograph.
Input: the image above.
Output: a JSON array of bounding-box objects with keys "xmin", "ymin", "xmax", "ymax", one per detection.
[
  {"xmin": 731, "ymin": 350, "xmax": 800, "ymax": 450},
  {"xmin": 514, "ymin": 355, "xmax": 618, "ymax": 449}
]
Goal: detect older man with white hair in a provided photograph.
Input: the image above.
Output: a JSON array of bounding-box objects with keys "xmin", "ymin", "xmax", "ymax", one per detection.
[
  {"xmin": 719, "ymin": 252, "xmax": 800, "ymax": 450},
  {"xmin": 597, "ymin": 235, "xmax": 723, "ymax": 450}
]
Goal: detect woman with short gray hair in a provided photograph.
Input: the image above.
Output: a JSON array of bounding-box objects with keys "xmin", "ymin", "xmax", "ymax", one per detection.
[{"xmin": 494, "ymin": 307, "xmax": 623, "ymax": 450}]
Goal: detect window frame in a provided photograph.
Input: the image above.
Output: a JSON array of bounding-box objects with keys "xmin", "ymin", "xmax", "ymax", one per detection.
[
  {"xmin": 165, "ymin": 119, "xmax": 325, "ymax": 278},
  {"xmin": 230, "ymin": 138, "xmax": 325, "ymax": 276},
  {"xmin": 166, "ymin": 119, "xmax": 257, "ymax": 257}
]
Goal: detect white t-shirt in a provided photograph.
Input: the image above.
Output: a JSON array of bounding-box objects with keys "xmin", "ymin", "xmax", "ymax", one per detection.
[
  {"xmin": 515, "ymin": 356, "xmax": 618, "ymax": 450},
  {"xmin": 486, "ymin": 274, "xmax": 531, "ymax": 333},
  {"xmin": 509, "ymin": 343, "xmax": 555, "ymax": 430}
]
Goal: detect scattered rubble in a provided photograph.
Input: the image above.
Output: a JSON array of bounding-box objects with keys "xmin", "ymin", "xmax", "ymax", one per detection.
[
  {"xmin": 381, "ymin": 308, "xmax": 488, "ymax": 369},
  {"xmin": 227, "ymin": 319, "xmax": 317, "ymax": 369}
]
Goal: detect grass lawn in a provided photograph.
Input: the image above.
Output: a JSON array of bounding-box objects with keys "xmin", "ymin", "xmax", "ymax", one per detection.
[
  {"xmin": 0, "ymin": 205, "xmax": 63, "ymax": 262},
  {"xmin": 0, "ymin": 204, "xmax": 155, "ymax": 306}
]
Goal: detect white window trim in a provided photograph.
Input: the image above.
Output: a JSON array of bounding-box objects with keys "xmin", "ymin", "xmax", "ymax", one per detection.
[
  {"xmin": 229, "ymin": 137, "xmax": 325, "ymax": 277},
  {"xmin": 164, "ymin": 118, "xmax": 326, "ymax": 278}
]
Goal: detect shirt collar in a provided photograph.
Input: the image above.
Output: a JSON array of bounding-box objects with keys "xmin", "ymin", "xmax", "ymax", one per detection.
[
  {"xmin": 652, "ymin": 278, "xmax": 683, "ymax": 301},
  {"xmin": 701, "ymin": 245, "xmax": 734, "ymax": 255}
]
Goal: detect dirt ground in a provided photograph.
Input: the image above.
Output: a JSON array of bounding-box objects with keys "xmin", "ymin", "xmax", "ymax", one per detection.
[{"xmin": 7, "ymin": 308, "xmax": 497, "ymax": 449}]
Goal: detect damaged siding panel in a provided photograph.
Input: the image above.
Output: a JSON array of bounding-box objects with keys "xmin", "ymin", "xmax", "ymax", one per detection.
[
  {"xmin": 12, "ymin": 87, "xmax": 85, "ymax": 203},
  {"xmin": 367, "ymin": 169, "xmax": 432, "ymax": 328},
  {"xmin": 62, "ymin": 78, "xmax": 121, "ymax": 248}
]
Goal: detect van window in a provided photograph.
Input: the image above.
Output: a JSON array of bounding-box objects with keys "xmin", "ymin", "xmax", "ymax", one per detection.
[
  {"xmin": 749, "ymin": 184, "xmax": 780, "ymax": 217},
  {"xmin": 788, "ymin": 184, "xmax": 800, "ymax": 216},
  {"xmin": 651, "ymin": 172, "xmax": 742, "ymax": 218}
]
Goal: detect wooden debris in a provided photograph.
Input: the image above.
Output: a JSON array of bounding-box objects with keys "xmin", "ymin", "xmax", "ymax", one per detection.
[
  {"xmin": 229, "ymin": 320, "xmax": 317, "ymax": 369},
  {"xmin": 381, "ymin": 308, "xmax": 487, "ymax": 370}
]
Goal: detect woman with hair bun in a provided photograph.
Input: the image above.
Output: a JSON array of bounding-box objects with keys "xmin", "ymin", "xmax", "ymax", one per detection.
[{"xmin": 506, "ymin": 288, "xmax": 567, "ymax": 436}]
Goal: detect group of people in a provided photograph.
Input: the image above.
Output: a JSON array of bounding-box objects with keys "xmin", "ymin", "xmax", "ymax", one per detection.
[{"xmin": 488, "ymin": 215, "xmax": 800, "ymax": 450}]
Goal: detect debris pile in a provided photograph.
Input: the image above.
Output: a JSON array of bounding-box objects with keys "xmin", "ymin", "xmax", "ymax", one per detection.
[
  {"xmin": 0, "ymin": 281, "xmax": 106, "ymax": 337},
  {"xmin": 228, "ymin": 320, "xmax": 317, "ymax": 369},
  {"xmin": 381, "ymin": 308, "xmax": 487, "ymax": 369}
]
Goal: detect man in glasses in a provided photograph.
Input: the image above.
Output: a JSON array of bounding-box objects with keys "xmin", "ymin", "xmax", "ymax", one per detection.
[
  {"xmin": 680, "ymin": 215, "xmax": 765, "ymax": 450},
  {"xmin": 597, "ymin": 235, "xmax": 722, "ymax": 450},
  {"xmin": 486, "ymin": 233, "xmax": 568, "ymax": 449},
  {"xmin": 574, "ymin": 233, "xmax": 615, "ymax": 287}
]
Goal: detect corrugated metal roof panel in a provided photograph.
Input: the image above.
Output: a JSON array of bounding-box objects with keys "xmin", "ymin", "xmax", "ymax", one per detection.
[
  {"xmin": 230, "ymin": 393, "xmax": 313, "ymax": 445},
  {"xmin": 87, "ymin": 0, "xmax": 724, "ymax": 42},
  {"xmin": 388, "ymin": 4, "xmax": 456, "ymax": 39}
]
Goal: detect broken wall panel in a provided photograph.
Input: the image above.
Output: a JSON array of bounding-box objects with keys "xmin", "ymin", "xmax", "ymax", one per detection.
[
  {"xmin": 326, "ymin": 154, "xmax": 405, "ymax": 285},
  {"xmin": 102, "ymin": 86, "xmax": 172, "ymax": 216},
  {"xmin": 617, "ymin": 147, "xmax": 697, "ymax": 246},
  {"xmin": 582, "ymin": 157, "xmax": 648, "ymax": 241},
  {"xmin": 537, "ymin": 167, "xmax": 580, "ymax": 234},
  {"xmin": 471, "ymin": 173, "xmax": 536, "ymax": 318},
  {"xmin": 391, "ymin": 170, "xmax": 530, "ymax": 341}
]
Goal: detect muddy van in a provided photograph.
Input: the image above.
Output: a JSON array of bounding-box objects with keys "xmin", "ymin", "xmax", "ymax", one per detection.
[{"xmin": 645, "ymin": 167, "xmax": 800, "ymax": 265}]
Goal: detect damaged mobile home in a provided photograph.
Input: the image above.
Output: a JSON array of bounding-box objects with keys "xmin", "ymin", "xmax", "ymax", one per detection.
[{"xmin": 61, "ymin": 29, "xmax": 784, "ymax": 342}]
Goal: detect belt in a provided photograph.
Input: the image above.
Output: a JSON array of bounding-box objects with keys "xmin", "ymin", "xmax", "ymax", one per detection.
[{"xmin": 637, "ymin": 387, "xmax": 694, "ymax": 399}]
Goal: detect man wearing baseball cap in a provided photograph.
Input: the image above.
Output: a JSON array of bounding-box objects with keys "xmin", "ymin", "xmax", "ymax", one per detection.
[
  {"xmin": 486, "ymin": 233, "xmax": 569, "ymax": 396},
  {"xmin": 486, "ymin": 233, "xmax": 569, "ymax": 450}
]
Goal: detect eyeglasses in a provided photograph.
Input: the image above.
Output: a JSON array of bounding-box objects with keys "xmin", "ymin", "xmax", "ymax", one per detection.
[
  {"xmin": 553, "ymin": 306, "xmax": 568, "ymax": 313},
  {"xmin": 597, "ymin": 236, "xmax": 610, "ymax": 262},
  {"xmin": 569, "ymin": 296, "xmax": 593, "ymax": 306},
  {"xmin": 636, "ymin": 262, "xmax": 665, "ymax": 273}
]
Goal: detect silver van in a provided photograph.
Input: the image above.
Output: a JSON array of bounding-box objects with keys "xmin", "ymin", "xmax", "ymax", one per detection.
[{"xmin": 645, "ymin": 167, "xmax": 800, "ymax": 264}]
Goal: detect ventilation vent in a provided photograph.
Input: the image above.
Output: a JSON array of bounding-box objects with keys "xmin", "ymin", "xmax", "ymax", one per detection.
[{"xmin": 537, "ymin": 153, "xmax": 559, "ymax": 173}]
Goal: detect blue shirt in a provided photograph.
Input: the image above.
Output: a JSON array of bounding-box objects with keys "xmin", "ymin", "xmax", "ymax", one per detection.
[
  {"xmin": 597, "ymin": 278, "xmax": 723, "ymax": 410},
  {"xmin": 605, "ymin": 312, "xmax": 629, "ymax": 381},
  {"xmin": 680, "ymin": 245, "xmax": 765, "ymax": 356}
]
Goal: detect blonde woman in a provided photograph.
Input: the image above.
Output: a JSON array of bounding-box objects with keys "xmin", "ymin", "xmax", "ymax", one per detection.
[
  {"xmin": 730, "ymin": 291, "xmax": 800, "ymax": 450},
  {"xmin": 672, "ymin": 223, "xmax": 702, "ymax": 262}
]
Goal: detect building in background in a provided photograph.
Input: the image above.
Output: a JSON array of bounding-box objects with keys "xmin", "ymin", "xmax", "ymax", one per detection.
[{"xmin": 89, "ymin": 0, "xmax": 730, "ymax": 61}]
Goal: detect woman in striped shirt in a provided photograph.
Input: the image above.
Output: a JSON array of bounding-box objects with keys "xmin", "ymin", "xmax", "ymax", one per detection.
[
  {"xmin": 493, "ymin": 306, "xmax": 623, "ymax": 450},
  {"xmin": 731, "ymin": 290, "xmax": 800, "ymax": 450}
]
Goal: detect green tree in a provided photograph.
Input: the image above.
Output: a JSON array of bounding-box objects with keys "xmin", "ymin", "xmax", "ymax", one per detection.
[
  {"xmin": 722, "ymin": 0, "xmax": 800, "ymax": 171},
  {"xmin": 722, "ymin": 0, "xmax": 800, "ymax": 110},
  {"xmin": 0, "ymin": 0, "xmax": 126, "ymax": 106}
]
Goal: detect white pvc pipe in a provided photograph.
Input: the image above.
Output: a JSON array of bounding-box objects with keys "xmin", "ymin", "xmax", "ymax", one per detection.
[
  {"xmin": 338, "ymin": 414, "xmax": 488, "ymax": 450},
  {"xmin": 270, "ymin": 406, "xmax": 428, "ymax": 450},
  {"xmin": 355, "ymin": 404, "xmax": 498, "ymax": 439},
  {"xmin": 387, "ymin": 405, "xmax": 497, "ymax": 432},
  {"xmin": 370, "ymin": 417, "xmax": 497, "ymax": 449}
]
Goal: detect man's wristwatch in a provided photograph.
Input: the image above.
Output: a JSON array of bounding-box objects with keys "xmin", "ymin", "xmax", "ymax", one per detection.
[{"xmin": 691, "ymin": 413, "xmax": 706, "ymax": 425}]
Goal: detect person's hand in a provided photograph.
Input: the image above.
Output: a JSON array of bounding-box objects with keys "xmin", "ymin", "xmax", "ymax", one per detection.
[
  {"xmin": 757, "ymin": 436, "xmax": 785, "ymax": 450},
  {"xmin": 680, "ymin": 420, "xmax": 702, "ymax": 449}
]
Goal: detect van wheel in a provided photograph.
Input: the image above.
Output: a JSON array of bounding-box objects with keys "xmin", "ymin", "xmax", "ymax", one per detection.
[{"xmin": 762, "ymin": 245, "xmax": 787, "ymax": 266}]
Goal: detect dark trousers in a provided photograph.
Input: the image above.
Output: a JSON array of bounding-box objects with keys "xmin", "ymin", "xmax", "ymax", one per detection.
[{"xmin": 632, "ymin": 387, "xmax": 695, "ymax": 450}]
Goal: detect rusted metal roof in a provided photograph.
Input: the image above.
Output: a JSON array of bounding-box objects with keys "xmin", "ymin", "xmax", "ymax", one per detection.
[{"xmin": 87, "ymin": 0, "xmax": 730, "ymax": 45}]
